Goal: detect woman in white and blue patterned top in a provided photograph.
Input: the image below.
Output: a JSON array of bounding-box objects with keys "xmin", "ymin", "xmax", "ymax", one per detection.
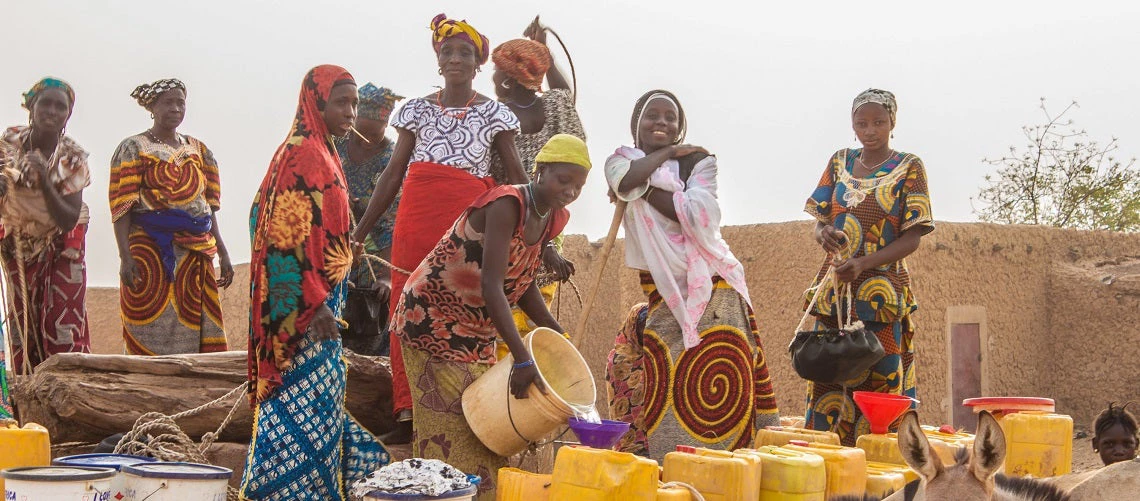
[{"xmin": 352, "ymin": 13, "xmax": 525, "ymax": 446}]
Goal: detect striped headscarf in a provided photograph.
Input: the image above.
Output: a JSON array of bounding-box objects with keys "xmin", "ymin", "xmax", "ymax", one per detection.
[
  {"xmin": 22, "ymin": 77, "xmax": 75, "ymax": 111},
  {"xmin": 131, "ymin": 79, "xmax": 186, "ymax": 108},
  {"xmin": 852, "ymin": 88, "xmax": 897, "ymax": 125},
  {"xmin": 430, "ymin": 13, "xmax": 490, "ymax": 65},
  {"xmin": 492, "ymin": 39, "xmax": 552, "ymax": 91}
]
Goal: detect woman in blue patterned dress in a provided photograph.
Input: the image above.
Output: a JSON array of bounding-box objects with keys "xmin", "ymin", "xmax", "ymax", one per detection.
[
  {"xmin": 335, "ymin": 83, "xmax": 403, "ymax": 355},
  {"xmin": 802, "ymin": 88, "xmax": 935, "ymax": 446}
]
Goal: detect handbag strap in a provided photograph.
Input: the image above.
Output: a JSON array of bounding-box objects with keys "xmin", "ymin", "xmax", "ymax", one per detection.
[{"xmin": 795, "ymin": 265, "xmax": 835, "ymax": 333}]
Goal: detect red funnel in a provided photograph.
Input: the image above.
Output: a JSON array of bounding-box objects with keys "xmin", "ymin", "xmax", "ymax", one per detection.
[{"xmin": 854, "ymin": 391, "xmax": 918, "ymax": 434}]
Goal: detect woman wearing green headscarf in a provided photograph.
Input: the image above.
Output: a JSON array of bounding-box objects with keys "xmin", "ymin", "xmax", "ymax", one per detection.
[{"xmin": 0, "ymin": 77, "xmax": 91, "ymax": 375}]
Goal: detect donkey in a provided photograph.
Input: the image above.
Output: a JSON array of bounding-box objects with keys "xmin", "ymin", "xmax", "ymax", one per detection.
[
  {"xmin": 837, "ymin": 411, "xmax": 1070, "ymax": 500},
  {"xmin": 869, "ymin": 411, "xmax": 1070, "ymax": 501}
]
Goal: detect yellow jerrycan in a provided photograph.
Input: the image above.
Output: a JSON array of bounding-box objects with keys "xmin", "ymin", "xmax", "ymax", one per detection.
[
  {"xmin": 754, "ymin": 426, "xmax": 841, "ymax": 447},
  {"xmin": 550, "ymin": 446, "xmax": 659, "ymax": 500},
  {"xmin": 999, "ymin": 411, "xmax": 1073, "ymax": 477},
  {"xmin": 0, "ymin": 420, "xmax": 51, "ymax": 493},
  {"xmin": 783, "ymin": 441, "xmax": 867, "ymax": 499},
  {"xmin": 865, "ymin": 462, "xmax": 909, "ymax": 498},
  {"xmin": 738, "ymin": 446, "xmax": 826, "ymax": 501},
  {"xmin": 495, "ymin": 467, "xmax": 551, "ymax": 501},
  {"xmin": 661, "ymin": 446, "xmax": 761, "ymax": 501}
]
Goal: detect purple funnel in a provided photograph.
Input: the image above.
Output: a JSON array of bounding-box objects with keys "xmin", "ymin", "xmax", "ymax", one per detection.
[{"xmin": 568, "ymin": 418, "xmax": 630, "ymax": 450}]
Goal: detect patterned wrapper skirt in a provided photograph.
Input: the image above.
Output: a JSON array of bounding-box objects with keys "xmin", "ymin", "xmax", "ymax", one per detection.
[
  {"xmin": 239, "ymin": 331, "xmax": 389, "ymax": 500},
  {"xmin": 1, "ymin": 224, "xmax": 90, "ymax": 374},
  {"xmin": 402, "ymin": 341, "xmax": 501, "ymax": 501},
  {"xmin": 606, "ymin": 273, "xmax": 780, "ymax": 462},
  {"xmin": 120, "ymin": 227, "xmax": 227, "ymax": 355},
  {"xmin": 803, "ymin": 315, "xmax": 917, "ymax": 446}
]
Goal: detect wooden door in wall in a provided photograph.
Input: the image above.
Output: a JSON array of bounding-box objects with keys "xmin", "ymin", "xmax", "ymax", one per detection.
[{"xmin": 951, "ymin": 322, "xmax": 982, "ymax": 430}]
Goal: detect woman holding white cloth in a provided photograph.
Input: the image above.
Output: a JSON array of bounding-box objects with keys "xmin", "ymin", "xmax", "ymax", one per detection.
[{"xmin": 603, "ymin": 90, "xmax": 779, "ymax": 462}]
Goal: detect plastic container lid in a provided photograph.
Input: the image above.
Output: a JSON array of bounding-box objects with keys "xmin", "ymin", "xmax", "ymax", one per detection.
[
  {"xmin": 962, "ymin": 397, "xmax": 1054, "ymax": 408},
  {"xmin": 675, "ymin": 445, "xmax": 697, "ymax": 453},
  {"xmin": 788, "ymin": 440, "xmax": 810, "ymax": 446},
  {"xmin": 364, "ymin": 484, "xmax": 479, "ymax": 500},
  {"xmin": 52, "ymin": 454, "xmax": 157, "ymax": 471},
  {"xmin": 121, "ymin": 462, "xmax": 232, "ymax": 480},
  {"xmin": 1, "ymin": 466, "xmax": 117, "ymax": 482}
]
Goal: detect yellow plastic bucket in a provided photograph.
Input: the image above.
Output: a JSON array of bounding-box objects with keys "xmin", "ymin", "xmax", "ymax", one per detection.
[{"xmin": 462, "ymin": 328, "xmax": 596, "ymax": 457}]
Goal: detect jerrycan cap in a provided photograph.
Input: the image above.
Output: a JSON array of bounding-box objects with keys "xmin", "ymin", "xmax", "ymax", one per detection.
[
  {"xmin": 788, "ymin": 440, "xmax": 810, "ymax": 446},
  {"xmin": 675, "ymin": 445, "xmax": 697, "ymax": 453},
  {"xmin": 938, "ymin": 425, "xmax": 957, "ymax": 434}
]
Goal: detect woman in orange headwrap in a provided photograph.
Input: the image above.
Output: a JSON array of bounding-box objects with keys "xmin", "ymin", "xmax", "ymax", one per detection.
[
  {"xmin": 354, "ymin": 13, "xmax": 528, "ymax": 445},
  {"xmin": 489, "ymin": 17, "xmax": 586, "ymax": 345}
]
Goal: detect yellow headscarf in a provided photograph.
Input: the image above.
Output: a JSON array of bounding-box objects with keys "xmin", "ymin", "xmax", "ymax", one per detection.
[
  {"xmin": 430, "ymin": 13, "xmax": 490, "ymax": 65},
  {"xmin": 535, "ymin": 134, "xmax": 591, "ymax": 171}
]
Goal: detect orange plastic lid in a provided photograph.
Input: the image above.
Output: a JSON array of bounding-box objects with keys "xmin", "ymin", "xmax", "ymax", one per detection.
[
  {"xmin": 675, "ymin": 445, "xmax": 697, "ymax": 453},
  {"xmin": 962, "ymin": 397, "xmax": 1054, "ymax": 407}
]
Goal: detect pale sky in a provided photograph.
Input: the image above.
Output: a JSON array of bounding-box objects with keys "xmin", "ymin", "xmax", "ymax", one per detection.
[{"xmin": 3, "ymin": 0, "xmax": 1138, "ymax": 287}]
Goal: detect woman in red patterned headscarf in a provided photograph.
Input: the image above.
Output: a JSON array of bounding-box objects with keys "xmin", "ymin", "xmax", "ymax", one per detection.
[{"xmin": 240, "ymin": 65, "xmax": 389, "ymax": 501}]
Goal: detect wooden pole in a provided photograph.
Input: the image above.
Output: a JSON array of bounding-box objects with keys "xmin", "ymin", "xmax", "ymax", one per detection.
[{"xmin": 573, "ymin": 201, "xmax": 626, "ymax": 349}]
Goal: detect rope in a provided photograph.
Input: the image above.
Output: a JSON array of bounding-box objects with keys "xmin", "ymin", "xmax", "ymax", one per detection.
[
  {"xmin": 660, "ymin": 481, "xmax": 707, "ymax": 501},
  {"xmin": 358, "ymin": 253, "xmax": 412, "ymax": 277},
  {"xmin": 544, "ymin": 27, "xmax": 577, "ymax": 105},
  {"xmin": 113, "ymin": 382, "xmax": 248, "ymax": 501}
]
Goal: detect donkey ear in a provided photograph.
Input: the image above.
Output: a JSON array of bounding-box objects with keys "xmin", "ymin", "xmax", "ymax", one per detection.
[
  {"xmin": 971, "ymin": 411, "xmax": 1007, "ymax": 483},
  {"xmin": 896, "ymin": 411, "xmax": 942, "ymax": 481}
]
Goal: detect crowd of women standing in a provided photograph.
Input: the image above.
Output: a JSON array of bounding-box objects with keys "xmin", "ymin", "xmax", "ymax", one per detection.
[{"xmin": 0, "ymin": 11, "xmax": 934, "ymax": 500}]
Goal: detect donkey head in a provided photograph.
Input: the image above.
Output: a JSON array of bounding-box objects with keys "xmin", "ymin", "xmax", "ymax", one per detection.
[{"xmin": 895, "ymin": 410, "xmax": 1006, "ymax": 500}]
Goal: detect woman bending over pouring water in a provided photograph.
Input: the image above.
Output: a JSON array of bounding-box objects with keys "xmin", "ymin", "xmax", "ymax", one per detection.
[{"xmin": 390, "ymin": 134, "xmax": 589, "ymax": 500}]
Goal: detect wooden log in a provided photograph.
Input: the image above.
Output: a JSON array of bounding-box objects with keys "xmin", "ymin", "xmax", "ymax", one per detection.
[{"xmin": 10, "ymin": 350, "xmax": 394, "ymax": 444}]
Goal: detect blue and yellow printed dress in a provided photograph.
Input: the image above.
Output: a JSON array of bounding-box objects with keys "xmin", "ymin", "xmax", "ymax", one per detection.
[{"xmin": 802, "ymin": 148, "xmax": 934, "ymax": 446}]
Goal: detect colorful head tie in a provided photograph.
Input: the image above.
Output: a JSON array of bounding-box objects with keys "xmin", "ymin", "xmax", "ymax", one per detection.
[
  {"xmin": 22, "ymin": 77, "xmax": 75, "ymax": 111},
  {"xmin": 358, "ymin": 83, "xmax": 404, "ymax": 121},
  {"xmin": 430, "ymin": 13, "xmax": 490, "ymax": 65},
  {"xmin": 535, "ymin": 134, "xmax": 591, "ymax": 171},
  {"xmin": 130, "ymin": 78, "xmax": 186, "ymax": 108},
  {"xmin": 852, "ymin": 88, "xmax": 897, "ymax": 125},
  {"xmin": 492, "ymin": 39, "xmax": 552, "ymax": 91}
]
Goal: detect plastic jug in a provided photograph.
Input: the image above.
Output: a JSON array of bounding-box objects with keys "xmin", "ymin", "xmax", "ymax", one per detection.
[
  {"xmin": 783, "ymin": 441, "xmax": 867, "ymax": 499},
  {"xmin": 657, "ymin": 483, "xmax": 696, "ymax": 500},
  {"xmin": 661, "ymin": 446, "xmax": 761, "ymax": 501},
  {"xmin": 496, "ymin": 467, "xmax": 551, "ymax": 501},
  {"xmin": 865, "ymin": 463, "xmax": 908, "ymax": 498},
  {"xmin": 550, "ymin": 446, "xmax": 659, "ymax": 500},
  {"xmin": 921, "ymin": 425, "xmax": 975, "ymax": 448},
  {"xmin": 754, "ymin": 426, "xmax": 840, "ymax": 447},
  {"xmin": 856, "ymin": 432, "xmax": 959, "ymax": 466},
  {"xmin": 1000, "ymin": 411, "xmax": 1073, "ymax": 477},
  {"xmin": 867, "ymin": 461, "xmax": 918, "ymax": 483},
  {"xmin": 0, "ymin": 420, "xmax": 51, "ymax": 493},
  {"xmin": 738, "ymin": 446, "xmax": 826, "ymax": 501}
]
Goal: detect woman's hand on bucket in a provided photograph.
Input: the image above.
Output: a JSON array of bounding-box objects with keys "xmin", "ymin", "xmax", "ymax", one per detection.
[{"xmin": 510, "ymin": 361, "xmax": 547, "ymax": 399}]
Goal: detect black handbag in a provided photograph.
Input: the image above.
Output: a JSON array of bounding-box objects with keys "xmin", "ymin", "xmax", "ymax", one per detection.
[{"xmin": 789, "ymin": 267, "xmax": 885, "ymax": 384}]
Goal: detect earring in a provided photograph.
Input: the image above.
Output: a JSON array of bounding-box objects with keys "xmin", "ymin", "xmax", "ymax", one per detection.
[
  {"xmin": 476, "ymin": 66, "xmax": 482, "ymax": 73},
  {"xmin": 891, "ymin": 132, "xmax": 895, "ymax": 139},
  {"xmin": 150, "ymin": 113, "xmax": 155, "ymax": 119},
  {"xmin": 438, "ymin": 68, "xmax": 443, "ymax": 75},
  {"xmin": 500, "ymin": 81, "xmax": 511, "ymax": 90}
]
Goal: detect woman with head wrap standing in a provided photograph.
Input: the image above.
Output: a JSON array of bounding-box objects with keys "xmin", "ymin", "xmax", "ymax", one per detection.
[
  {"xmin": 801, "ymin": 89, "xmax": 934, "ymax": 445},
  {"xmin": 109, "ymin": 78, "xmax": 233, "ymax": 355},
  {"xmin": 0, "ymin": 77, "xmax": 91, "ymax": 375},
  {"xmin": 241, "ymin": 65, "xmax": 389, "ymax": 500},
  {"xmin": 353, "ymin": 13, "xmax": 525, "ymax": 445},
  {"xmin": 489, "ymin": 16, "xmax": 585, "ymax": 350},
  {"xmin": 604, "ymin": 90, "xmax": 780, "ymax": 462},
  {"xmin": 336, "ymin": 82, "xmax": 403, "ymax": 355}
]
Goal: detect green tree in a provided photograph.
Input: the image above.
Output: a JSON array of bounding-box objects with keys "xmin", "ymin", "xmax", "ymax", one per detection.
[{"xmin": 974, "ymin": 99, "xmax": 1140, "ymax": 232}]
